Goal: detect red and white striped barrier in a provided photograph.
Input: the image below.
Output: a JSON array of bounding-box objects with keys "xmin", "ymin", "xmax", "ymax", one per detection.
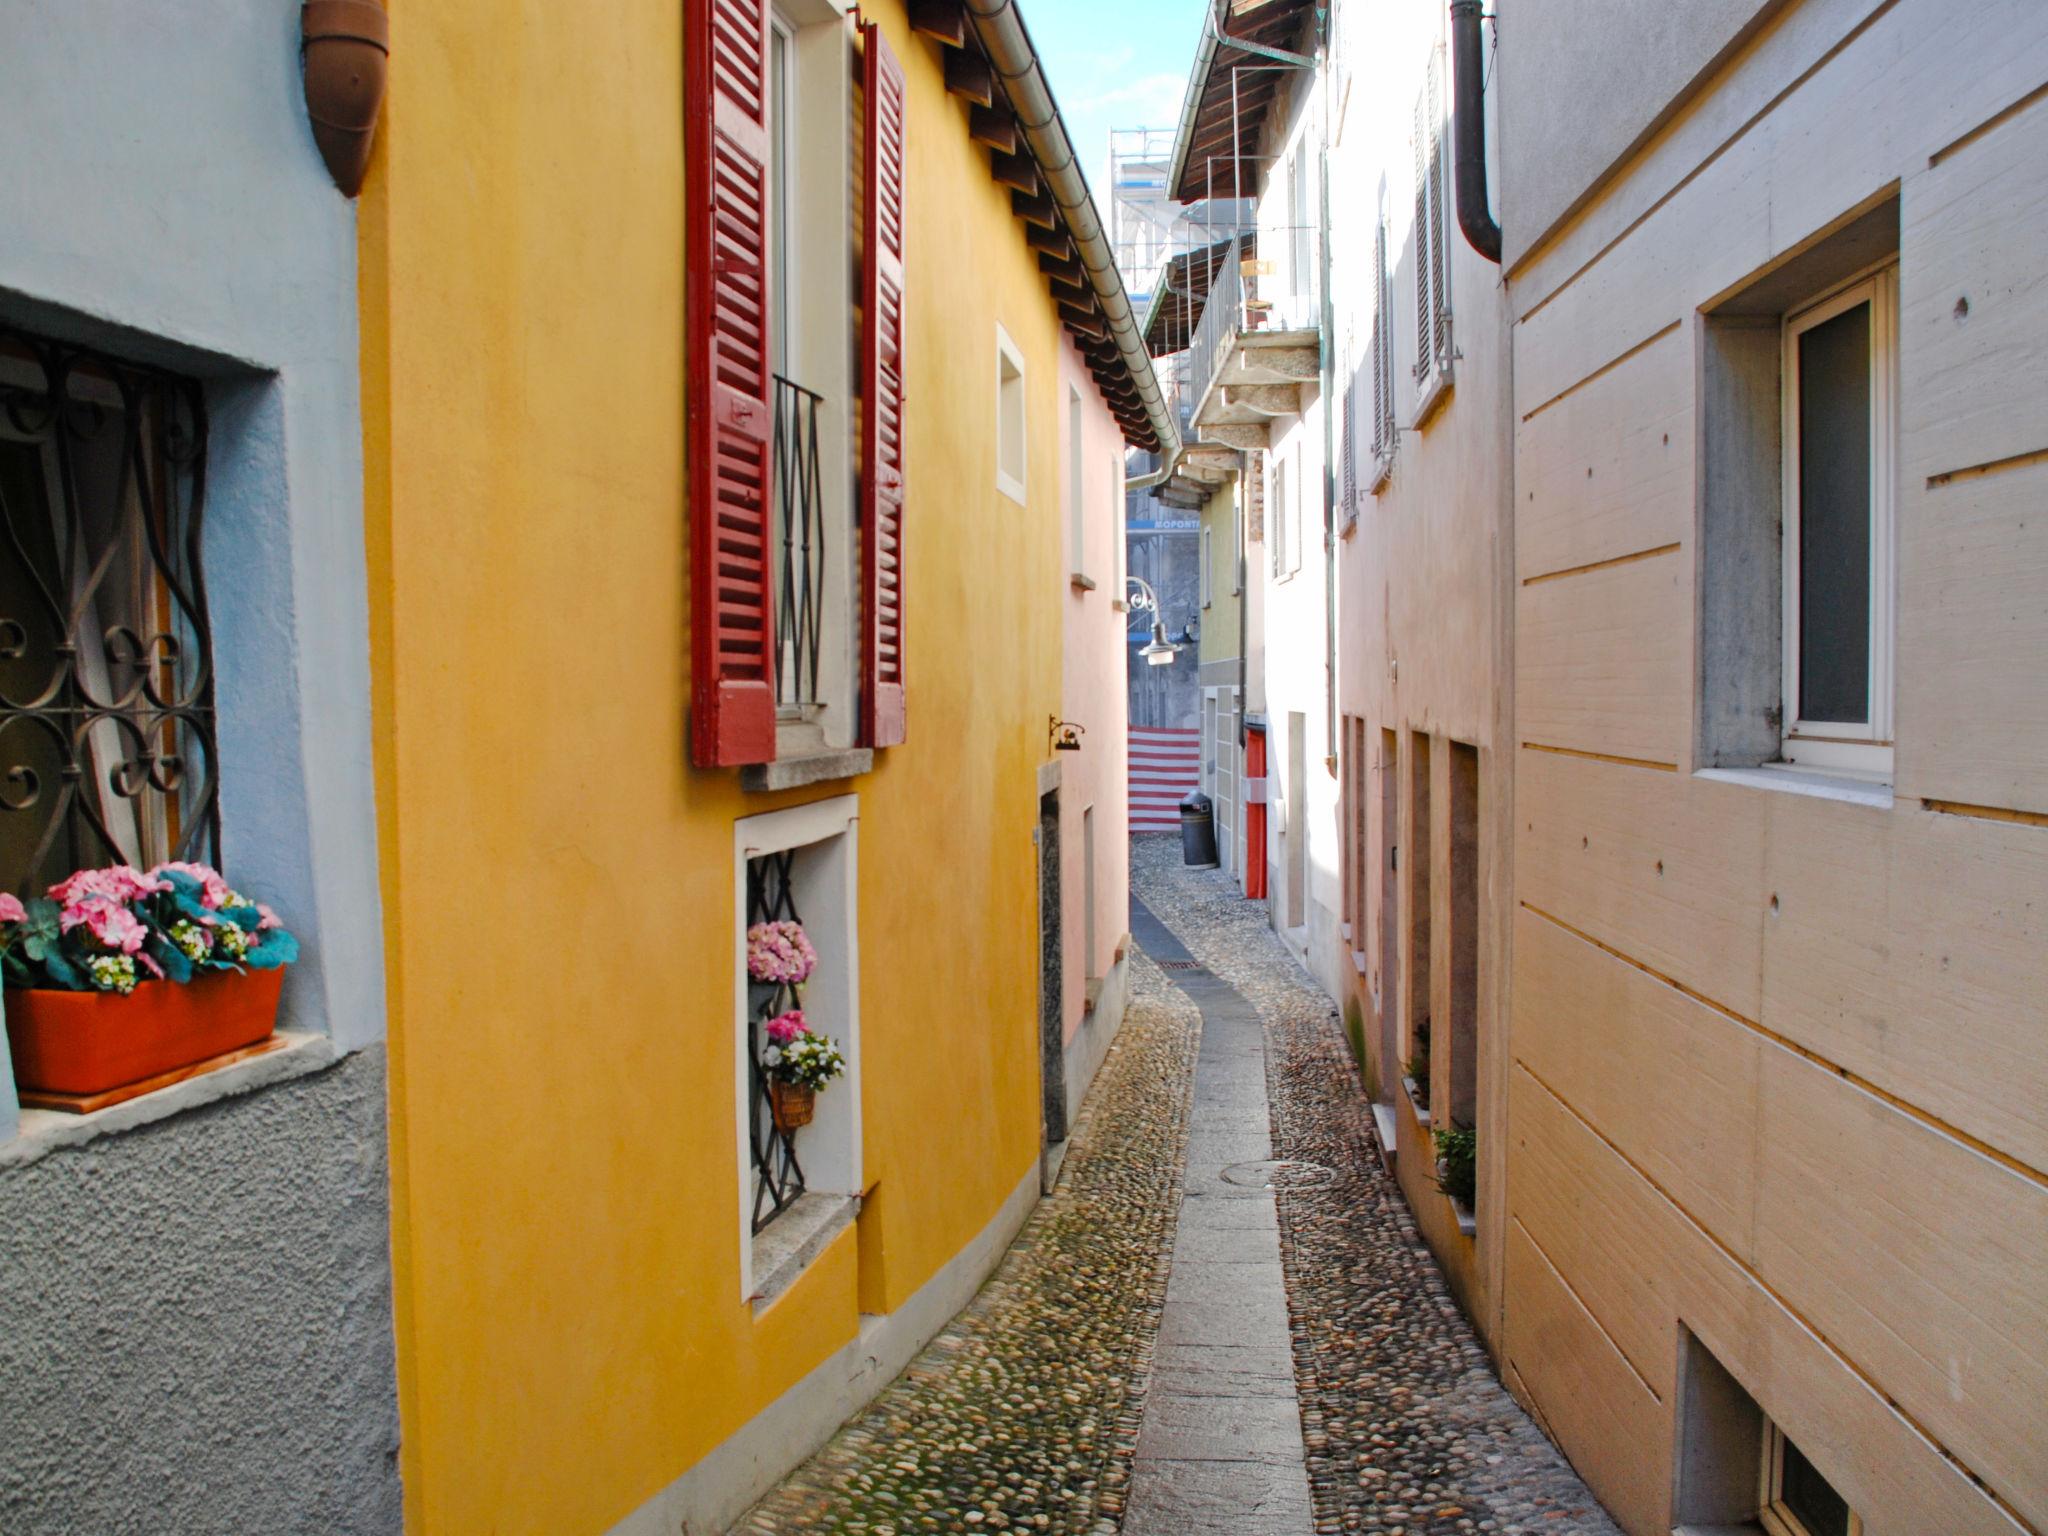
[{"xmin": 1128, "ymin": 725, "xmax": 1201, "ymax": 833}]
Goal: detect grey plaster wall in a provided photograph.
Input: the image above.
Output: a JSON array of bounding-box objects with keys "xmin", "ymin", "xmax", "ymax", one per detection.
[
  {"xmin": 0, "ymin": 1050, "xmax": 401, "ymax": 1533},
  {"xmin": 0, "ymin": 5, "xmax": 398, "ymax": 1523},
  {"xmin": 1497, "ymin": 0, "xmax": 1788, "ymax": 268}
]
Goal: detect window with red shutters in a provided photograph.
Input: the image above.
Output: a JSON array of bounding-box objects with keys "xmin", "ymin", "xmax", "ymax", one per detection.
[
  {"xmin": 860, "ymin": 21, "xmax": 908, "ymax": 748},
  {"xmin": 688, "ymin": 0, "xmax": 778, "ymax": 767}
]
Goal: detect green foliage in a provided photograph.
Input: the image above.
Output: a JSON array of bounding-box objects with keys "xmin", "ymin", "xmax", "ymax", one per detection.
[{"xmin": 1434, "ymin": 1126, "xmax": 1477, "ymax": 1209}]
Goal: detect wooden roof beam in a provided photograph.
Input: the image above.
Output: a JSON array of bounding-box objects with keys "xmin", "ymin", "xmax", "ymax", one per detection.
[
  {"xmin": 910, "ymin": 0, "xmax": 967, "ymax": 46},
  {"xmin": 1024, "ymin": 225, "xmax": 1073, "ymax": 259},
  {"xmin": 1012, "ymin": 190, "xmax": 1058, "ymax": 229},
  {"xmin": 944, "ymin": 49, "xmax": 993, "ymax": 107},
  {"xmin": 969, "ymin": 104, "xmax": 1018, "ymax": 154},
  {"xmin": 990, "ymin": 151, "xmax": 1038, "ymax": 195}
]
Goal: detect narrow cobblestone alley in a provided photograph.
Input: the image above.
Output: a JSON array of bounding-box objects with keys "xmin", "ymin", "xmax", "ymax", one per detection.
[{"xmin": 738, "ymin": 840, "xmax": 1619, "ymax": 1536}]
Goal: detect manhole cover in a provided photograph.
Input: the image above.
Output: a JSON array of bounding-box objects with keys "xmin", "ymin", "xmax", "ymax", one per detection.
[
  {"xmin": 1157, "ymin": 959, "xmax": 1204, "ymax": 972},
  {"xmin": 1220, "ymin": 1159, "xmax": 1337, "ymax": 1190}
]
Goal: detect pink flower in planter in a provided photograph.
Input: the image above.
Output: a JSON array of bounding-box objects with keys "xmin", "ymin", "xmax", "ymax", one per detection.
[
  {"xmin": 0, "ymin": 892, "xmax": 24, "ymax": 925},
  {"xmin": 256, "ymin": 903, "xmax": 283, "ymax": 931},
  {"xmin": 149, "ymin": 860, "xmax": 235, "ymax": 910},
  {"xmin": 49, "ymin": 865, "xmax": 168, "ymax": 908},
  {"xmin": 765, "ymin": 1009, "xmax": 809, "ymax": 1045},
  {"xmin": 61, "ymin": 896, "xmax": 149, "ymax": 956}
]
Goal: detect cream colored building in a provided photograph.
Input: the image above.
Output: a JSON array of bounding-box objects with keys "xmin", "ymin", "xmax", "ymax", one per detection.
[{"xmin": 1492, "ymin": 2, "xmax": 2048, "ymax": 1533}]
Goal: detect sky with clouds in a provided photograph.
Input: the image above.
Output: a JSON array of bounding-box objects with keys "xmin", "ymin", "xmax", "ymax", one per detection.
[{"xmin": 1022, "ymin": 0, "xmax": 1210, "ymax": 195}]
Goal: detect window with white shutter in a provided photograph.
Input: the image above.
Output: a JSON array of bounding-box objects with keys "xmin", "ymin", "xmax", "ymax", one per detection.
[
  {"xmin": 1369, "ymin": 189, "xmax": 1396, "ymax": 490},
  {"xmin": 1411, "ymin": 46, "xmax": 1453, "ymax": 424}
]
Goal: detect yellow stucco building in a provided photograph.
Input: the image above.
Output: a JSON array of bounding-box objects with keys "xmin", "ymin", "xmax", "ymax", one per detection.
[{"xmin": 355, "ymin": 0, "xmax": 1171, "ymax": 1528}]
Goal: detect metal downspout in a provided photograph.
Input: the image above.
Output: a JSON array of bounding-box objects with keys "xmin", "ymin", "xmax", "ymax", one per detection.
[
  {"xmin": 1448, "ymin": 0, "xmax": 1501, "ymax": 262},
  {"xmin": 962, "ymin": 0, "xmax": 1184, "ymax": 480},
  {"xmin": 1317, "ymin": 5, "xmax": 1336, "ymax": 775}
]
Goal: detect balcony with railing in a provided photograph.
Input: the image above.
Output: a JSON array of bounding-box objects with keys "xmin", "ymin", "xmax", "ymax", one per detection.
[{"xmin": 1184, "ymin": 228, "xmax": 1322, "ymax": 454}]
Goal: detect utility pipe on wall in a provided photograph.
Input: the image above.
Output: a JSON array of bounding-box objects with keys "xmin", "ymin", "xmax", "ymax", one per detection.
[{"xmin": 1448, "ymin": 0, "xmax": 1501, "ymax": 263}]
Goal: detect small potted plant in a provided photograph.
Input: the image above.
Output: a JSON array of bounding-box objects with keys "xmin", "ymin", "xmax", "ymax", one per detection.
[
  {"xmin": 746, "ymin": 919, "xmax": 845, "ymax": 1133},
  {"xmin": 1, "ymin": 862, "xmax": 298, "ymax": 1102},
  {"xmin": 761, "ymin": 1008, "xmax": 846, "ymax": 1131}
]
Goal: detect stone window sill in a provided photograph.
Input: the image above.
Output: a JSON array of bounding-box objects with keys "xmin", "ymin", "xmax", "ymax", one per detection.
[
  {"xmin": 750, "ymin": 1191, "xmax": 859, "ymax": 1314},
  {"xmin": 742, "ymin": 747, "xmax": 875, "ymax": 793},
  {"xmin": 1, "ymin": 1029, "xmax": 337, "ymax": 1173},
  {"xmin": 1695, "ymin": 764, "xmax": 1892, "ymax": 810}
]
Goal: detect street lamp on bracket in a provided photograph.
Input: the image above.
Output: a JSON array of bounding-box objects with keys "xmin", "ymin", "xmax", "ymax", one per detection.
[{"xmin": 1125, "ymin": 576, "xmax": 1181, "ymax": 666}]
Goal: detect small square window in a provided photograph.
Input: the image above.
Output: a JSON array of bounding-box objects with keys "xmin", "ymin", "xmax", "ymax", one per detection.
[
  {"xmin": 995, "ymin": 326, "xmax": 1026, "ymax": 504},
  {"xmin": 1760, "ymin": 1425, "xmax": 1861, "ymax": 1536}
]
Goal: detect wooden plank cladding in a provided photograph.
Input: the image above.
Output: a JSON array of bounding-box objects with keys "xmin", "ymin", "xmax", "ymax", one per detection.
[{"xmin": 1502, "ymin": 5, "xmax": 2048, "ymax": 1532}]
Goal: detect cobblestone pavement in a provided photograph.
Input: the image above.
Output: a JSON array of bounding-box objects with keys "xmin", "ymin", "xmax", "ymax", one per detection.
[
  {"xmin": 1130, "ymin": 835, "xmax": 1619, "ymax": 1536},
  {"xmin": 736, "ymin": 950, "xmax": 1201, "ymax": 1535},
  {"xmin": 739, "ymin": 842, "xmax": 1619, "ymax": 1536}
]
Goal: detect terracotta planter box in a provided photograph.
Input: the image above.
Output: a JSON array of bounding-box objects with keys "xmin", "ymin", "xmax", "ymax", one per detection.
[{"xmin": 5, "ymin": 967, "xmax": 285, "ymax": 1098}]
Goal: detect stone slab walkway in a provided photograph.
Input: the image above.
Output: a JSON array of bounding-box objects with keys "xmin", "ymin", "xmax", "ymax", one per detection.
[
  {"xmin": 1122, "ymin": 898, "xmax": 1313, "ymax": 1535},
  {"xmin": 737, "ymin": 840, "xmax": 1619, "ymax": 1536}
]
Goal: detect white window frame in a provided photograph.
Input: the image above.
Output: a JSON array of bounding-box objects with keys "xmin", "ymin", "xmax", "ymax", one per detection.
[
  {"xmin": 1758, "ymin": 1423, "xmax": 1863, "ymax": 1536},
  {"xmin": 1271, "ymin": 455, "xmax": 1289, "ymax": 580},
  {"xmin": 1779, "ymin": 264, "xmax": 1896, "ymax": 780},
  {"xmin": 1368, "ymin": 180, "xmax": 1395, "ymax": 491},
  {"xmin": 1201, "ymin": 524, "xmax": 1214, "ymax": 608},
  {"xmin": 1067, "ymin": 384, "xmax": 1086, "ymax": 582},
  {"xmin": 995, "ymin": 324, "xmax": 1027, "ymax": 505},
  {"xmin": 732, "ymin": 794, "xmax": 863, "ymax": 1302},
  {"xmin": 767, "ymin": 12, "xmax": 796, "ymax": 381}
]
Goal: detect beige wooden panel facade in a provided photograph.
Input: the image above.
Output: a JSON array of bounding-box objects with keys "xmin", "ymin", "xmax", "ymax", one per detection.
[
  {"xmin": 1506, "ymin": 1070, "xmax": 2028, "ymax": 1536},
  {"xmin": 1896, "ymin": 458, "xmax": 2048, "ymax": 813},
  {"xmin": 1515, "ymin": 323, "xmax": 1692, "ymax": 583},
  {"xmin": 1516, "ymin": 747, "xmax": 1766, "ymax": 1019},
  {"xmin": 1759, "ymin": 792, "xmax": 2048, "ymax": 1171},
  {"xmin": 1504, "ymin": 9, "xmax": 2048, "ymax": 1532},
  {"xmin": 1501, "ymin": 1219, "xmax": 1667, "ymax": 1536},
  {"xmin": 1514, "ymin": 905, "xmax": 1761, "ymax": 1244},
  {"xmin": 1516, "ymin": 550, "xmax": 1688, "ymax": 765}
]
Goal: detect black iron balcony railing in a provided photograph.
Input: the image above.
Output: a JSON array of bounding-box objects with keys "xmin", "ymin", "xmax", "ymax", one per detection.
[
  {"xmin": 0, "ymin": 327, "xmax": 219, "ymax": 895},
  {"xmin": 747, "ymin": 848, "xmax": 807, "ymax": 1233},
  {"xmin": 771, "ymin": 375, "xmax": 825, "ymax": 717}
]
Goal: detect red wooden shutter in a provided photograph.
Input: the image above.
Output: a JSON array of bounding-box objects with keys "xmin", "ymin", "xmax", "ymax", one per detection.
[
  {"xmin": 687, "ymin": 0, "xmax": 777, "ymax": 767},
  {"xmin": 861, "ymin": 21, "xmax": 908, "ymax": 748}
]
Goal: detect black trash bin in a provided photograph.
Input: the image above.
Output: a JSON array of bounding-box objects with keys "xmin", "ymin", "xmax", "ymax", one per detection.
[{"xmin": 1179, "ymin": 791, "xmax": 1219, "ymax": 868}]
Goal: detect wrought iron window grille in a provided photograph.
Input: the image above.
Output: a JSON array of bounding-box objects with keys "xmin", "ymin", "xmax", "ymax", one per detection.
[
  {"xmin": 747, "ymin": 848, "xmax": 808, "ymax": 1233},
  {"xmin": 771, "ymin": 375, "xmax": 826, "ymax": 719},
  {"xmin": 0, "ymin": 327, "xmax": 218, "ymax": 895}
]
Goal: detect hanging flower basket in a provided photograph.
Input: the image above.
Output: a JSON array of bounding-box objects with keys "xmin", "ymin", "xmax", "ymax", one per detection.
[
  {"xmin": 768, "ymin": 1078, "xmax": 816, "ymax": 1132},
  {"xmin": 7, "ymin": 967, "xmax": 285, "ymax": 1097}
]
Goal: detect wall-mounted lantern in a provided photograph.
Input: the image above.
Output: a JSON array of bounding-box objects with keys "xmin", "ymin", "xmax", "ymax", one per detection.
[
  {"xmin": 1126, "ymin": 576, "xmax": 1182, "ymax": 666},
  {"xmin": 302, "ymin": 0, "xmax": 389, "ymax": 197}
]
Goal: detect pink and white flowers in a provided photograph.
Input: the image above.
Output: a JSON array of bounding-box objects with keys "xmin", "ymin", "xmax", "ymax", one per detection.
[
  {"xmin": 746, "ymin": 920, "xmax": 817, "ymax": 985},
  {"xmin": 0, "ymin": 859, "xmax": 297, "ymax": 995}
]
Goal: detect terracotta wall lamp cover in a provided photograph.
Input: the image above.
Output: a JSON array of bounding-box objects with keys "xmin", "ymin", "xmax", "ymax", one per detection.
[{"xmin": 302, "ymin": 0, "xmax": 389, "ymax": 197}]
